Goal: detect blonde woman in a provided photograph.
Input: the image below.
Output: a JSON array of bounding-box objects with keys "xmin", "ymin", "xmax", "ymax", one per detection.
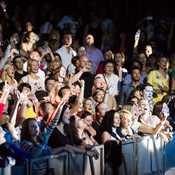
[
  {"xmin": 0, "ymin": 64, "xmax": 17, "ymax": 87},
  {"xmin": 49, "ymin": 81, "xmax": 64, "ymax": 104},
  {"xmin": 19, "ymin": 60, "xmax": 45, "ymax": 93}
]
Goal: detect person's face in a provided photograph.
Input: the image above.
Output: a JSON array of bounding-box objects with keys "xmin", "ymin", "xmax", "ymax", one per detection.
[
  {"xmin": 97, "ymin": 103, "xmax": 109, "ymax": 118},
  {"xmin": 162, "ymin": 103, "xmax": 170, "ymax": 117},
  {"xmin": 74, "ymin": 116, "xmax": 86, "ymax": 129},
  {"xmin": 46, "ymin": 80, "xmax": 55, "ymax": 92},
  {"xmin": 83, "ymin": 115, "xmax": 92, "ymax": 130},
  {"xmin": 14, "ymin": 57, "xmax": 23, "ymax": 70},
  {"xmin": 104, "ymin": 63, "xmax": 114, "ymax": 75},
  {"xmin": 139, "ymin": 100, "xmax": 149, "ymax": 114},
  {"xmin": 138, "ymin": 53, "xmax": 147, "ymax": 65},
  {"xmin": 25, "ymin": 22, "xmax": 33, "ymax": 32},
  {"xmin": 158, "ymin": 57, "xmax": 168, "ymax": 70},
  {"xmin": 44, "ymin": 103, "xmax": 53, "ymax": 115},
  {"xmin": 135, "ymin": 90, "xmax": 142, "ymax": 99},
  {"xmin": 30, "ymin": 52, "xmax": 41, "ymax": 62},
  {"xmin": 145, "ymin": 46, "xmax": 152, "ymax": 57},
  {"xmin": 22, "ymin": 86, "xmax": 31, "ymax": 95},
  {"xmin": 84, "ymin": 100, "xmax": 93, "ymax": 114},
  {"xmin": 6, "ymin": 66, "xmax": 15, "ymax": 78},
  {"xmin": 131, "ymin": 69, "xmax": 141, "ymax": 81},
  {"xmin": 121, "ymin": 114, "xmax": 132, "ymax": 129},
  {"xmin": 85, "ymin": 34, "xmax": 94, "ymax": 45},
  {"xmin": 143, "ymin": 86, "xmax": 153, "ymax": 102},
  {"xmin": 94, "ymin": 78, "xmax": 104, "ymax": 90},
  {"xmin": 28, "ymin": 32, "xmax": 36, "ymax": 44},
  {"xmin": 62, "ymin": 108, "xmax": 71, "ymax": 124},
  {"xmin": 30, "ymin": 61, "xmax": 39, "ymax": 73},
  {"xmin": 149, "ymin": 55, "xmax": 157, "ymax": 65},
  {"xmin": 95, "ymin": 91, "xmax": 104, "ymax": 102},
  {"xmin": 62, "ymin": 34, "xmax": 72, "ymax": 46},
  {"xmin": 0, "ymin": 126, "xmax": 6, "ymax": 144},
  {"xmin": 77, "ymin": 47, "xmax": 85, "ymax": 57},
  {"xmin": 113, "ymin": 112, "xmax": 120, "ymax": 127},
  {"xmin": 104, "ymin": 51, "xmax": 113, "ymax": 61},
  {"xmin": 29, "ymin": 120, "xmax": 39, "ymax": 137},
  {"xmin": 131, "ymin": 104, "xmax": 142, "ymax": 120},
  {"xmin": 71, "ymin": 84, "xmax": 80, "ymax": 96},
  {"xmin": 59, "ymin": 66, "xmax": 66, "ymax": 78},
  {"xmin": 53, "ymin": 62, "xmax": 61, "ymax": 71},
  {"xmin": 80, "ymin": 56, "xmax": 89, "ymax": 68},
  {"xmin": 115, "ymin": 53, "xmax": 123, "ymax": 66}
]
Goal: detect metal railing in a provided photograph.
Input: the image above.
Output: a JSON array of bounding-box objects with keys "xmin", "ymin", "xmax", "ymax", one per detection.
[{"xmin": 1, "ymin": 133, "xmax": 175, "ymax": 175}]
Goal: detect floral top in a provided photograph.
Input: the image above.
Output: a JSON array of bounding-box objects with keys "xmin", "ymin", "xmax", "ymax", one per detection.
[{"xmin": 148, "ymin": 70, "xmax": 169, "ymax": 103}]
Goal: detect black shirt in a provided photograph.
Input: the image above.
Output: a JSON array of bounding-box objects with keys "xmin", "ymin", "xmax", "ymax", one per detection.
[{"xmin": 15, "ymin": 71, "xmax": 28, "ymax": 82}]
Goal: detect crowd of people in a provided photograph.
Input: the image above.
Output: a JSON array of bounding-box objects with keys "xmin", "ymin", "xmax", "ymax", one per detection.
[{"xmin": 0, "ymin": 0, "xmax": 175, "ymax": 174}]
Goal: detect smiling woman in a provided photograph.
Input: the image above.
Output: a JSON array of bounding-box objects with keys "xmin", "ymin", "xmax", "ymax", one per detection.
[
  {"xmin": 18, "ymin": 60, "xmax": 45, "ymax": 93},
  {"xmin": 0, "ymin": 64, "xmax": 18, "ymax": 87}
]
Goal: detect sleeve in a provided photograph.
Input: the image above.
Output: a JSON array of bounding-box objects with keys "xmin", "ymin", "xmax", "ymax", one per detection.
[
  {"xmin": 20, "ymin": 140, "xmax": 51, "ymax": 156},
  {"xmin": 0, "ymin": 103, "xmax": 5, "ymax": 120},
  {"xmin": 0, "ymin": 157, "xmax": 9, "ymax": 168},
  {"xmin": 10, "ymin": 144, "xmax": 31, "ymax": 159},
  {"xmin": 147, "ymin": 71, "xmax": 154, "ymax": 86},
  {"xmin": 118, "ymin": 86, "xmax": 126, "ymax": 105}
]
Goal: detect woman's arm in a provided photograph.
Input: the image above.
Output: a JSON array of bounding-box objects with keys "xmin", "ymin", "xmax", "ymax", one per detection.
[{"xmin": 70, "ymin": 80, "xmax": 84, "ymax": 115}]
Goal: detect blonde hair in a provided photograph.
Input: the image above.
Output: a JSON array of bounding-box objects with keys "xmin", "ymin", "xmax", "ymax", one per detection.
[
  {"xmin": 138, "ymin": 98, "xmax": 148, "ymax": 105},
  {"xmin": 27, "ymin": 59, "xmax": 39, "ymax": 74},
  {"xmin": 49, "ymin": 81, "xmax": 63, "ymax": 102},
  {"xmin": 1, "ymin": 64, "xmax": 15, "ymax": 83},
  {"xmin": 119, "ymin": 109, "xmax": 132, "ymax": 120}
]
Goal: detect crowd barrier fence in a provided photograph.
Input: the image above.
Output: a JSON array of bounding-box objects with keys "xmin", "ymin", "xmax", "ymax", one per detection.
[{"xmin": 1, "ymin": 133, "xmax": 175, "ymax": 175}]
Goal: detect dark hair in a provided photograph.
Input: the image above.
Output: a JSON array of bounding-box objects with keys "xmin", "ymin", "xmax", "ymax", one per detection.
[
  {"xmin": 103, "ymin": 60, "xmax": 115, "ymax": 73},
  {"xmin": 38, "ymin": 100, "xmax": 52, "ymax": 121},
  {"xmin": 18, "ymin": 83, "xmax": 31, "ymax": 92},
  {"xmin": 96, "ymin": 102, "xmax": 104, "ymax": 114},
  {"xmin": 35, "ymin": 90, "xmax": 49, "ymax": 102},
  {"xmin": 71, "ymin": 56, "xmax": 79, "ymax": 66},
  {"xmin": 127, "ymin": 95, "xmax": 139, "ymax": 102},
  {"xmin": 23, "ymin": 31, "xmax": 34, "ymax": 43},
  {"xmin": 70, "ymin": 115, "xmax": 78, "ymax": 137},
  {"xmin": 69, "ymin": 95, "xmax": 78, "ymax": 106},
  {"xmin": 45, "ymin": 77, "xmax": 55, "ymax": 87},
  {"xmin": 139, "ymin": 83, "xmax": 153, "ymax": 93},
  {"xmin": 152, "ymin": 101, "xmax": 164, "ymax": 116},
  {"xmin": 130, "ymin": 59, "xmax": 143, "ymax": 73},
  {"xmin": 77, "ymin": 111, "xmax": 91, "ymax": 119},
  {"xmin": 58, "ymin": 105, "xmax": 74, "ymax": 145},
  {"xmin": 0, "ymin": 82, "xmax": 5, "ymax": 91},
  {"xmin": 13, "ymin": 55, "xmax": 23, "ymax": 65},
  {"xmin": 99, "ymin": 110, "xmax": 118, "ymax": 134},
  {"xmin": 58, "ymin": 86, "xmax": 70, "ymax": 98},
  {"xmin": 131, "ymin": 66, "xmax": 141, "ymax": 75},
  {"xmin": 21, "ymin": 118, "xmax": 44, "ymax": 147}
]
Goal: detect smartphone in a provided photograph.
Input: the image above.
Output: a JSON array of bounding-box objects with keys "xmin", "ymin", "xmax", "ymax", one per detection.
[
  {"xmin": 147, "ymin": 16, "xmax": 153, "ymax": 20},
  {"xmin": 136, "ymin": 29, "xmax": 141, "ymax": 37},
  {"xmin": 43, "ymin": 46, "xmax": 47, "ymax": 51}
]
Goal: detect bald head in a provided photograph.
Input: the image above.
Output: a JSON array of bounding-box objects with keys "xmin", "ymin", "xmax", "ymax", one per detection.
[
  {"xmin": 30, "ymin": 51, "xmax": 41, "ymax": 62},
  {"xmin": 80, "ymin": 55, "xmax": 89, "ymax": 68}
]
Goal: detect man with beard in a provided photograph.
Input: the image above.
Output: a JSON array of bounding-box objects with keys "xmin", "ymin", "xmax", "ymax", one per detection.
[{"xmin": 118, "ymin": 67, "xmax": 141, "ymax": 106}]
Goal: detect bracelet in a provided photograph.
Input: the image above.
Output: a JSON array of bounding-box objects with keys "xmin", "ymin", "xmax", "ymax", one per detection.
[{"xmin": 3, "ymin": 9, "xmax": 6, "ymax": 12}]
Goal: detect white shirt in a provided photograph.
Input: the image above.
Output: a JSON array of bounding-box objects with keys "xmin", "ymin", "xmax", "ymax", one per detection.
[
  {"xmin": 95, "ymin": 73, "xmax": 120, "ymax": 96},
  {"xmin": 55, "ymin": 46, "xmax": 76, "ymax": 70},
  {"xmin": 23, "ymin": 62, "xmax": 45, "ymax": 82}
]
